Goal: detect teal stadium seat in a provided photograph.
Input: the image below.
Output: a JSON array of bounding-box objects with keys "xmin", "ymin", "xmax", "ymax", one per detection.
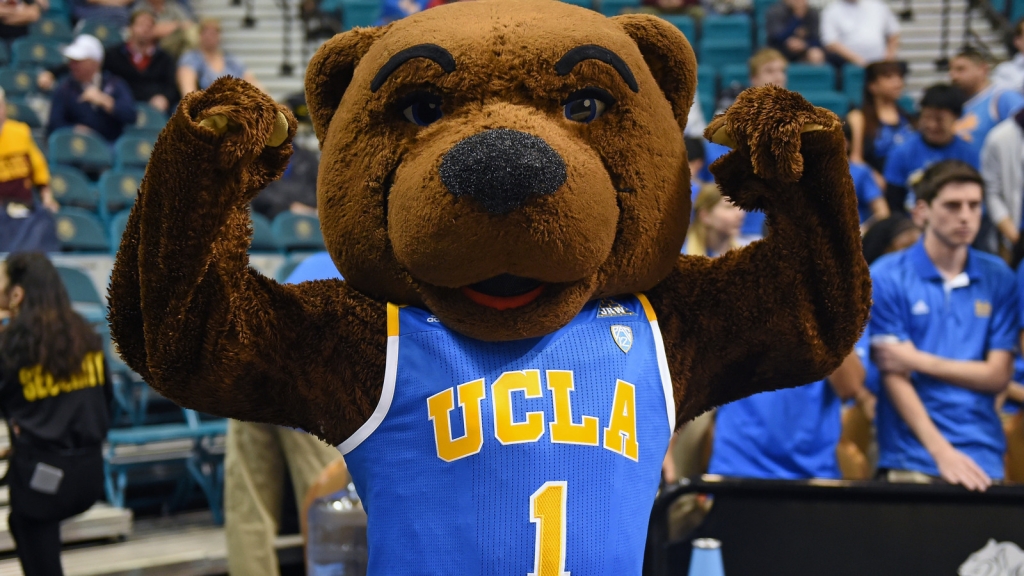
[
  {"xmin": 56, "ymin": 265, "xmax": 105, "ymax": 323},
  {"xmin": 1012, "ymin": 0, "xmax": 1024, "ymax": 22},
  {"xmin": 802, "ymin": 90, "xmax": 850, "ymax": 116},
  {"xmin": 12, "ymin": 37, "xmax": 64, "ymax": 69},
  {"xmin": 699, "ymin": 39, "xmax": 752, "ymax": 69},
  {"xmin": 105, "ymin": 409, "xmax": 228, "ymax": 523},
  {"xmin": 720, "ymin": 63, "xmax": 749, "ymax": 90},
  {"xmin": 661, "ymin": 14, "xmax": 695, "ymax": 40},
  {"xmin": 132, "ymin": 102, "xmax": 168, "ymax": 131},
  {"xmin": 272, "ymin": 213, "xmax": 325, "ymax": 251},
  {"xmin": 598, "ymin": 0, "xmax": 639, "ymax": 16},
  {"xmin": 75, "ymin": 19, "xmax": 121, "ymax": 47},
  {"xmin": 898, "ymin": 93, "xmax": 917, "ymax": 113},
  {"xmin": 754, "ymin": 0, "xmax": 774, "ymax": 46},
  {"xmin": 560, "ymin": 0, "xmax": 593, "ymax": 8},
  {"xmin": 54, "ymin": 207, "xmax": 109, "ymax": 252},
  {"xmin": 49, "ymin": 165, "xmax": 99, "ymax": 211},
  {"xmin": 29, "ymin": 16, "xmax": 74, "ymax": 42},
  {"xmin": 0, "ymin": 66, "xmax": 37, "ymax": 96},
  {"xmin": 786, "ymin": 64, "xmax": 835, "ymax": 93},
  {"xmin": 99, "ymin": 168, "xmax": 145, "ymax": 215},
  {"xmin": 110, "ymin": 209, "xmax": 130, "ymax": 252},
  {"xmin": 4, "ymin": 96, "xmax": 42, "ymax": 128},
  {"xmin": 701, "ymin": 14, "xmax": 751, "ymax": 43},
  {"xmin": 250, "ymin": 212, "xmax": 279, "ymax": 252},
  {"xmin": 341, "ymin": 0, "xmax": 381, "ymax": 29},
  {"xmin": 114, "ymin": 134, "xmax": 154, "ymax": 168},
  {"xmin": 0, "ymin": 44, "xmax": 10, "ymax": 67},
  {"xmin": 48, "ymin": 128, "xmax": 113, "ymax": 172},
  {"xmin": 843, "ymin": 64, "xmax": 865, "ymax": 108},
  {"xmin": 697, "ymin": 66, "xmax": 717, "ymax": 99}
]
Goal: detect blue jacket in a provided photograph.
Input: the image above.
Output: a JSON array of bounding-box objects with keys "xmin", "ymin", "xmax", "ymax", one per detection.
[{"xmin": 47, "ymin": 72, "xmax": 137, "ymax": 142}]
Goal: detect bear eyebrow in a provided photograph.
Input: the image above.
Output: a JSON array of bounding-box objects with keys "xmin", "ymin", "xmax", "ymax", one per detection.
[
  {"xmin": 371, "ymin": 44, "xmax": 457, "ymax": 93},
  {"xmin": 555, "ymin": 45, "xmax": 638, "ymax": 93}
]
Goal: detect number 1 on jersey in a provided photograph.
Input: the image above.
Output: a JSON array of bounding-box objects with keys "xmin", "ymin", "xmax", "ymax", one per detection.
[{"xmin": 529, "ymin": 481, "xmax": 570, "ymax": 576}]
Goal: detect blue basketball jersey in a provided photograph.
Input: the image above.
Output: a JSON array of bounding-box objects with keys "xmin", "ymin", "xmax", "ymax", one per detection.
[{"xmin": 340, "ymin": 295, "xmax": 674, "ymax": 576}]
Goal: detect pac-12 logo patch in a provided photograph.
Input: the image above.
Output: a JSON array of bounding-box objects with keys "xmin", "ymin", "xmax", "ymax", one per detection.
[{"xmin": 611, "ymin": 325, "xmax": 633, "ymax": 354}]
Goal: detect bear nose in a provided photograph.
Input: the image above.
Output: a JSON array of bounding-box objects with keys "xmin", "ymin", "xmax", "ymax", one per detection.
[{"xmin": 439, "ymin": 129, "xmax": 568, "ymax": 215}]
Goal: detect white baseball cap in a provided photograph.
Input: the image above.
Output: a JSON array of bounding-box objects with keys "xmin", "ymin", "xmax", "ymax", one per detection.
[{"xmin": 62, "ymin": 35, "xmax": 104, "ymax": 62}]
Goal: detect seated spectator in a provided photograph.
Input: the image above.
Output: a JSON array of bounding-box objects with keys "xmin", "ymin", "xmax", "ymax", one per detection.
[
  {"xmin": 709, "ymin": 340, "xmax": 875, "ymax": 480},
  {"xmin": 821, "ymin": 0, "xmax": 900, "ymax": 67},
  {"xmin": 716, "ymin": 48, "xmax": 788, "ymax": 115},
  {"xmin": 682, "ymin": 184, "xmax": 744, "ymax": 257},
  {"xmin": 862, "ymin": 214, "xmax": 921, "ymax": 265},
  {"xmin": 871, "ymin": 160, "xmax": 1015, "ymax": 491},
  {"xmin": 0, "ymin": 88, "xmax": 58, "ymax": 253},
  {"xmin": 0, "ymin": 0, "xmax": 42, "ymax": 47},
  {"xmin": 73, "ymin": 0, "xmax": 132, "ymax": 30},
  {"xmin": 685, "ymin": 136, "xmax": 705, "ymax": 198},
  {"xmin": 847, "ymin": 61, "xmax": 913, "ymax": 185},
  {"xmin": 951, "ymin": 48, "xmax": 1024, "ymax": 162},
  {"xmin": 134, "ymin": 0, "xmax": 195, "ymax": 58},
  {"xmin": 766, "ymin": 0, "xmax": 825, "ymax": 64},
  {"xmin": 47, "ymin": 35, "xmax": 138, "ymax": 143},
  {"xmin": 884, "ymin": 84, "xmax": 975, "ymax": 213},
  {"xmin": 981, "ymin": 109, "xmax": 1024, "ymax": 253},
  {"xmin": 843, "ymin": 123, "xmax": 889, "ymax": 228},
  {"xmin": 993, "ymin": 19, "xmax": 1024, "ymax": 93},
  {"xmin": 177, "ymin": 18, "xmax": 258, "ymax": 96},
  {"xmin": 103, "ymin": 9, "xmax": 179, "ymax": 114}
]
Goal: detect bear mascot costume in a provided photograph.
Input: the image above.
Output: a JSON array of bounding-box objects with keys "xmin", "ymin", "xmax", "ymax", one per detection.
[{"xmin": 108, "ymin": 0, "xmax": 871, "ymax": 573}]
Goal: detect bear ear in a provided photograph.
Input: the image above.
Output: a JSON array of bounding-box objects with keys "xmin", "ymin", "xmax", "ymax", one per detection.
[
  {"xmin": 611, "ymin": 14, "xmax": 698, "ymax": 135},
  {"xmin": 305, "ymin": 26, "xmax": 390, "ymax": 142}
]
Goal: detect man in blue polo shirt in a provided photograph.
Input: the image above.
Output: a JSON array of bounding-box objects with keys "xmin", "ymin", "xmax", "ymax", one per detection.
[
  {"xmin": 884, "ymin": 84, "xmax": 977, "ymax": 213},
  {"xmin": 871, "ymin": 160, "xmax": 1016, "ymax": 491},
  {"xmin": 708, "ymin": 330, "xmax": 876, "ymax": 480}
]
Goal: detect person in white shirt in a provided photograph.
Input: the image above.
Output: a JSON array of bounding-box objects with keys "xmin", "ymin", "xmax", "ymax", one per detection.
[
  {"xmin": 821, "ymin": 0, "xmax": 900, "ymax": 67},
  {"xmin": 992, "ymin": 19, "xmax": 1024, "ymax": 93}
]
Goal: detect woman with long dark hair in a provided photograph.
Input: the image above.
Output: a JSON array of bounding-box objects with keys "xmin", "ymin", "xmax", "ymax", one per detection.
[
  {"xmin": 0, "ymin": 253, "xmax": 110, "ymax": 576},
  {"xmin": 847, "ymin": 61, "xmax": 914, "ymax": 187}
]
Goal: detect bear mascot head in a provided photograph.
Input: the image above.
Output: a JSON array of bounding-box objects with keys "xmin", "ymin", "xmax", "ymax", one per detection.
[{"xmin": 109, "ymin": 1, "xmax": 870, "ymax": 572}]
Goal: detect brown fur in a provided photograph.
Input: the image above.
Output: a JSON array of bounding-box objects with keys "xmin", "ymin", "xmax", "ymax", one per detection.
[{"xmin": 108, "ymin": 0, "xmax": 869, "ymax": 443}]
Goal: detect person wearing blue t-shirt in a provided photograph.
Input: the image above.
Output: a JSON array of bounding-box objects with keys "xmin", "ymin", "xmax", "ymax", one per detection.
[
  {"xmin": 284, "ymin": 251, "xmax": 341, "ymax": 283},
  {"xmin": 871, "ymin": 160, "xmax": 1017, "ymax": 491},
  {"xmin": 843, "ymin": 123, "xmax": 889, "ymax": 227},
  {"xmin": 951, "ymin": 48, "xmax": 1024, "ymax": 162},
  {"xmin": 709, "ymin": 331, "xmax": 876, "ymax": 480},
  {"xmin": 884, "ymin": 84, "xmax": 977, "ymax": 213}
]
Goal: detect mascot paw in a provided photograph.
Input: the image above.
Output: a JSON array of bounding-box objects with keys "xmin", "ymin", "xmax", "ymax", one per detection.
[
  {"xmin": 703, "ymin": 85, "xmax": 841, "ymax": 185},
  {"xmin": 178, "ymin": 76, "xmax": 297, "ymax": 182}
]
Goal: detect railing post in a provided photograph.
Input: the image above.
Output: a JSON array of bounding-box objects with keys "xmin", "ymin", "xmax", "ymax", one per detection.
[
  {"xmin": 279, "ymin": 0, "xmax": 294, "ymax": 76},
  {"xmin": 937, "ymin": 0, "xmax": 952, "ymax": 69}
]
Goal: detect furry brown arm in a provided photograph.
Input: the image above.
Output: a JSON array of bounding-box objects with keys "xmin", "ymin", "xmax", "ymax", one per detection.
[
  {"xmin": 108, "ymin": 78, "xmax": 385, "ymax": 445},
  {"xmin": 647, "ymin": 86, "xmax": 872, "ymax": 426}
]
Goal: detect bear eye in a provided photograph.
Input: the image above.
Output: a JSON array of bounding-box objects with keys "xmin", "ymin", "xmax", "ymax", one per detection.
[
  {"xmin": 563, "ymin": 88, "xmax": 615, "ymax": 124},
  {"xmin": 401, "ymin": 92, "xmax": 444, "ymax": 126}
]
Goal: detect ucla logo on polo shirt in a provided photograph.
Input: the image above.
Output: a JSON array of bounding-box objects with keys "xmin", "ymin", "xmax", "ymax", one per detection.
[
  {"xmin": 975, "ymin": 300, "xmax": 992, "ymax": 318},
  {"xmin": 912, "ymin": 300, "xmax": 930, "ymax": 315}
]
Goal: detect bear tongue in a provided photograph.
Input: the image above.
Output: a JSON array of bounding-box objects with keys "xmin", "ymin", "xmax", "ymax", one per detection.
[{"xmin": 461, "ymin": 274, "xmax": 546, "ymax": 310}]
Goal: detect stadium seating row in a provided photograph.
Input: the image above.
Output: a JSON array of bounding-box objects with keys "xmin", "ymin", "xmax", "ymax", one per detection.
[{"xmin": 54, "ymin": 207, "xmax": 327, "ymax": 253}]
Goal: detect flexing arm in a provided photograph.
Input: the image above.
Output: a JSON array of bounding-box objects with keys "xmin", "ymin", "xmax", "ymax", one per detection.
[
  {"xmin": 884, "ymin": 372, "xmax": 991, "ymax": 490},
  {"xmin": 647, "ymin": 86, "xmax": 872, "ymax": 424},
  {"xmin": 108, "ymin": 78, "xmax": 386, "ymax": 445}
]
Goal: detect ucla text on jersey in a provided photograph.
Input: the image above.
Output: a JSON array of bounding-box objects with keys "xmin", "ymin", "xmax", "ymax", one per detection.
[{"xmin": 340, "ymin": 295, "xmax": 674, "ymax": 575}]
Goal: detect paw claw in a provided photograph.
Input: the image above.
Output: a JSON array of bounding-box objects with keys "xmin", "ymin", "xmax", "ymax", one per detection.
[
  {"xmin": 710, "ymin": 126, "xmax": 737, "ymax": 149},
  {"xmin": 199, "ymin": 114, "xmax": 232, "ymax": 135},
  {"xmin": 267, "ymin": 112, "xmax": 289, "ymax": 148}
]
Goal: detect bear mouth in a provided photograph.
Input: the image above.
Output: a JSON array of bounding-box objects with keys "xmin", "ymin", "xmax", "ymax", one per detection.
[{"xmin": 461, "ymin": 274, "xmax": 547, "ymax": 310}]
